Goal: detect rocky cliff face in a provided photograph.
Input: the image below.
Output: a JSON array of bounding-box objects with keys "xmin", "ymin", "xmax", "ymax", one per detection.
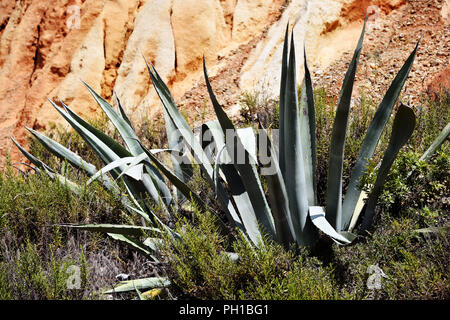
[{"xmin": 0, "ymin": 0, "xmax": 447, "ymax": 168}]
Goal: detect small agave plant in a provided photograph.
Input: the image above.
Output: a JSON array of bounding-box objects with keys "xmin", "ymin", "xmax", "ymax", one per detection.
[{"xmin": 11, "ymin": 18, "xmax": 432, "ymax": 294}]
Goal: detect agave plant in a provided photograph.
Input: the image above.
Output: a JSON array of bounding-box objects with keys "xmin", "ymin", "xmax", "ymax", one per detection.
[
  {"xmin": 136, "ymin": 19, "xmax": 419, "ymax": 248},
  {"xmin": 11, "ymin": 19, "xmax": 424, "ymax": 293}
]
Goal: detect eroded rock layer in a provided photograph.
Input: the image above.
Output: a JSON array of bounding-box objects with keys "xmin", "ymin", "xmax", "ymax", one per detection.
[{"xmin": 0, "ymin": 0, "xmax": 447, "ymax": 168}]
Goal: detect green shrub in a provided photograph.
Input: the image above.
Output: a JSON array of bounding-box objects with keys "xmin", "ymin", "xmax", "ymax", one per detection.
[
  {"xmin": 410, "ymin": 93, "xmax": 450, "ymax": 154},
  {"xmin": 238, "ymin": 90, "xmax": 279, "ymax": 128},
  {"xmin": 361, "ymin": 148, "xmax": 449, "ymax": 217},
  {"xmin": 0, "ymin": 158, "xmax": 151, "ymax": 299},
  {"xmin": 334, "ymin": 211, "xmax": 449, "ymax": 299},
  {"xmin": 0, "ymin": 240, "xmax": 89, "ymax": 300},
  {"xmin": 161, "ymin": 209, "xmax": 347, "ymax": 300}
]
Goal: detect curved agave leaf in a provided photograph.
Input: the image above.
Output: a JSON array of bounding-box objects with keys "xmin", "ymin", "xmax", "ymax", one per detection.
[
  {"xmin": 258, "ymin": 127, "xmax": 295, "ymax": 247},
  {"xmin": 143, "ymin": 237, "xmax": 164, "ymax": 252},
  {"xmin": 58, "ymin": 223, "xmax": 160, "ymax": 237},
  {"xmin": 160, "ymin": 87, "xmax": 193, "ymax": 198},
  {"xmin": 82, "ymin": 83, "xmax": 174, "ymax": 207},
  {"xmin": 146, "ymin": 60, "xmax": 245, "ymax": 234},
  {"xmin": 25, "ymin": 126, "xmax": 127, "ymax": 196},
  {"xmin": 86, "ymin": 155, "xmax": 143, "ymax": 185},
  {"xmin": 135, "ymin": 140, "xmax": 209, "ymax": 214},
  {"xmin": 202, "ymin": 121, "xmax": 263, "ymax": 245},
  {"xmin": 115, "ymin": 150, "xmax": 178, "ymax": 181},
  {"xmin": 203, "ymin": 59, "xmax": 276, "ymax": 240},
  {"xmin": 215, "ymin": 139, "xmax": 262, "ymax": 245},
  {"xmin": 342, "ymin": 40, "xmax": 420, "ymax": 231},
  {"xmin": 26, "ymin": 127, "xmax": 97, "ymax": 175},
  {"xmin": 104, "ymin": 277, "xmax": 170, "ymax": 294},
  {"xmin": 82, "ymin": 81, "xmax": 142, "ymax": 155},
  {"xmin": 13, "ymin": 131, "xmax": 152, "ymax": 220},
  {"xmin": 420, "ymin": 122, "xmax": 450, "ymax": 162},
  {"xmin": 107, "ymin": 233, "xmax": 158, "ymax": 261},
  {"xmin": 50, "ymin": 100, "xmax": 172, "ymax": 220},
  {"xmin": 113, "ymin": 90, "xmax": 133, "ymax": 129},
  {"xmin": 360, "ymin": 104, "xmax": 416, "ymax": 232},
  {"xmin": 54, "ymin": 173, "xmax": 84, "ymax": 195},
  {"xmin": 348, "ymin": 190, "xmax": 368, "ymax": 232},
  {"xmin": 309, "ymin": 206, "xmax": 352, "ymax": 244},
  {"xmin": 84, "ymin": 83, "xmax": 171, "ymax": 204},
  {"xmin": 10, "ymin": 138, "xmax": 86, "ymax": 196},
  {"xmin": 10, "ymin": 137, "xmax": 55, "ymax": 176},
  {"xmin": 325, "ymin": 18, "xmax": 366, "ymax": 231},
  {"xmin": 414, "ymin": 226, "xmax": 450, "ymax": 234},
  {"xmin": 49, "ymin": 100, "xmax": 124, "ymax": 170},
  {"xmin": 58, "ymin": 100, "xmax": 132, "ymax": 160}
]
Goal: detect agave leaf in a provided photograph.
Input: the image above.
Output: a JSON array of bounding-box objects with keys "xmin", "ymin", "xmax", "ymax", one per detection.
[
  {"xmin": 113, "ymin": 90, "xmax": 133, "ymax": 129},
  {"xmin": 280, "ymin": 33, "xmax": 315, "ymax": 246},
  {"xmin": 339, "ymin": 231, "xmax": 358, "ymax": 242},
  {"xmin": 59, "ymin": 223, "xmax": 160, "ymax": 237},
  {"xmin": 49, "ymin": 100, "xmax": 124, "ymax": 168},
  {"xmin": 202, "ymin": 121, "xmax": 263, "ymax": 245},
  {"xmin": 89, "ymin": 151, "xmax": 174, "ymax": 185},
  {"xmin": 51, "ymin": 100, "xmax": 171, "ymax": 215},
  {"xmin": 360, "ymin": 104, "xmax": 416, "ymax": 232},
  {"xmin": 144, "ymin": 60, "xmax": 201, "ymax": 151},
  {"xmin": 342, "ymin": 40, "xmax": 419, "ymax": 231},
  {"xmin": 216, "ymin": 146, "xmax": 263, "ymax": 246},
  {"xmin": 121, "ymin": 163, "xmax": 144, "ymax": 181},
  {"xmin": 213, "ymin": 145, "xmax": 226, "ymax": 192},
  {"xmin": 10, "ymin": 137, "xmax": 55, "ymax": 176},
  {"xmin": 201, "ymin": 120, "xmax": 234, "ymax": 167},
  {"xmin": 348, "ymin": 190, "xmax": 368, "ymax": 232},
  {"xmin": 60, "ymin": 100, "xmax": 169, "ymax": 206},
  {"xmin": 160, "ymin": 88, "xmax": 193, "ymax": 190},
  {"xmin": 54, "ymin": 173, "xmax": 84, "ymax": 195},
  {"xmin": 26, "ymin": 127, "xmax": 97, "ymax": 175},
  {"xmin": 107, "ymin": 233, "xmax": 158, "ymax": 261},
  {"xmin": 420, "ymin": 122, "xmax": 450, "ymax": 162},
  {"xmin": 16, "ymin": 129, "xmax": 147, "ymax": 218},
  {"xmin": 83, "ymin": 82, "xmax": 173, "ymax": 206},
  {"xmin": 116, "ymin": 152, "xmax": 172, "ymax": 182},
  {"xmin": 203, "ymin": 58, "xmax": 276, "ymax": 240},
  {"xmin": 58, "ymin": 99, "xmax": 132, "ymax": 159},
  {"xmin": 236, "ymin": 127, "xmax": 258, "ymax": 164},
  {"xmin": 104, "ymin": 277, "xmax": 170, "ymax": 294},
  {"xmin": 299, "ymin": 50, "xmax": 317, "ymax": 206},
  {"xmin": 134, "ymin": 286, "xmax": 147, "ymax": 300},
  {"xmin": 143, "ymin": 237, "xmax": 164, "ymax": 252},
  {"xmin": 309, "ymin": 206, "xmax": 352, "ymax": 244},
  {"xmin": 325, "ymin": 19, "xmax": 366, "ymax": 231},
  {"xmin": 26, "ymin": 127, "xmax": 124, "ymax": 196},
  {"xmin": 82, "ymin": 81, "xmax": 142, "ymax": 155},
  {"xmin": 258, "ymin": 126, "xmax": 296, "ymax": 247},
  {"xmin": 135, "ymin": 140, "xmax": 209, "ymax": 214},
  {"xmin": 86, "ymin": 156, "xmax": 141, "ymax": 185},
  {"xmin": 15, "ymin": 162, "xmax": 39, "ymax": 173},
  {"xmin": 414, "ymin": 226, "xmax": 450, "ymax": 234},
  {"xmin": 52, "ymin": 100, "xmax": 155, "ymax": 211},
  {"xmin": 279, "ymin": 24, "xmax": 290, "ymax": 176},
  {"xmin": 146, "ymin": 60, "xmax": 245, "ymax": 233},
  {"xmin": 10, "ymin": 139, "xmax": 83, "ymax": 196}
]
